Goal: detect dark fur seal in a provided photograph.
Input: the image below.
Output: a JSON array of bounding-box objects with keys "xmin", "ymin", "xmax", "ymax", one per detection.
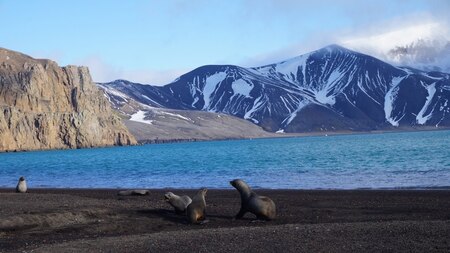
[
  {"xmin": 230, "ymin": 179, "xmax": 276, "ymax": 220},
  {"xmin": 117, "ymin": 190, "xmax": 149, "ymax": 196},
  {"xmin": 16, "ymin": 176, "xmax": 27, "ymax": 193},
  {"xmin": 186, "ymin": 188, "xmax": 207, "ymax": 224},
  {"xmin": 164, "ymin": 192, "xmax": 192, "ymax": 214}
]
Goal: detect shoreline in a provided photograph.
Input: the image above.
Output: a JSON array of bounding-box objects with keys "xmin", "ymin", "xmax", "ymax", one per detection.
[
  {"xmin": 1, "ymin": 127, "xmax": 449, "ymax": 153},
  {"xmin": 135, "ymin": 126, "xmax": 450, "ymax": 145},
  {"xmin": 2, "ymin": 186, "xmax": 450, "ymax": 191},
  {"xmin": 1, "ymin": 188, "xmax": 449, "ymax": 252}
]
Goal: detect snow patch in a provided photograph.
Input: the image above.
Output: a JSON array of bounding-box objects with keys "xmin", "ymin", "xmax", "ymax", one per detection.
[
  {"xmin": 248, "ymin": 66, "xmax": 269, "ymax": 76},
  {"xmin": 129, "ymin": 110, "xmax": 153, "ymax": 125},
  {"xmin": 189, "ymin": 76, "xmax": 200, "ymax": 97},
  {"xmin": 202, "ymin": 72, "xmax": 227, "ymax": 110},
  {"xmin": 313, "ymin": 70, "xmax": 344, "ymax": 106},
  {"xmin": 422, "ymin": 73, "xmax": 445, "ymax": 81},
  {"xmin": 276, "ymin": 54, "xmax": 309, "ymax": 79},
  {"xmin": 141, "ymin": 95, "xmax": 163, "ymax": 107},
  {"xmin": 159, "ymin": 111, "xmax": 192, "ymax": 122},
  {"xmin": 231, "ymin": 79, "xmax": 253, "ymax": 98},
  {"xmin": 384, "ymin": 76, "xmax": 405, "ymax": 126},
  {"xmin": 252, "ymin": 53, "xmax": 310, "ymax": 82},
  {"xmin": 192, "ymin": 97, "xmax": 199, "ymax": 107},
  {"xmin": 283, "ymin": 100, "xmax": 310, "ymax": 126},
  {"xmin": 244, "ymin": 95, "xmax": 265, "ymax": 122},
  {"xmin": 416, "ymin": 83, "xmax": 436, "ymax": 124},
  {"xmin": 357, "ymin": 76, "xmax": 381, "ymax": 106},
  {"xmin": 102, "ymin": 86, "xmax": 129, "ymax": 102},
  {"xmin": 440, "ymin": 100, "xmax": 448, "ymax": 111},
  {"xmin": 275, "ymin": 129, "xmax": 285, "ymax": 133},
  {"xmin": 142, "ymin": 95, "xmax": 152, "ymax": 101},
  {"xmin": 315, "ymin": 89, "xmax": 335, "ymax": 105},
  {"xmin": 103, "ymin": 93, "xmax": 111, "ymax": 103}
]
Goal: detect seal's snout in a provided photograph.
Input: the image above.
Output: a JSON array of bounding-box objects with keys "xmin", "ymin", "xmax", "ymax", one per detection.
[{"xmin": 230, "ymin": 179, "xmax": 240, "ymax": 188}]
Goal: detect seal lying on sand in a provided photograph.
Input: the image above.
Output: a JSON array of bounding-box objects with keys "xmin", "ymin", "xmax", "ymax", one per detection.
[
  {"xmin": 117, "ymin": 190, "xmax": 149, "ymax": 196},
  {"xmin": 186, "ymin": 188, "xmax": 208, "ymax": 224},
  {"xmin": 164, "ymin": 192, "xmax": 192, "ymax": 214},
  {"xmin": 16, "ymin": 177, "xmax": 27, "ymax": 193},
  {"xmin": 230, "ymin": 179, "xmax": 276, "ymax": 220}
]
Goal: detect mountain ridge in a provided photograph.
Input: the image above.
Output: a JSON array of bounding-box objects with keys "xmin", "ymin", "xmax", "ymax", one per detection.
[{"xmin": 99, "ymin": 44, "xmax": 450, "ymax": 133}]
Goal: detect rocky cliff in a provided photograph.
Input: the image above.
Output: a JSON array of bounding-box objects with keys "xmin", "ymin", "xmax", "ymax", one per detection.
[{"xmin": 0, "ymin": 48, "xmax": 136, "ymax": 152}]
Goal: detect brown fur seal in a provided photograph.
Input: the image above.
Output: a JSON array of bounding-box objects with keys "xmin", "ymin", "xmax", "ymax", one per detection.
[
  {"xmin": 230, "ymin": 179, "xmax": 276, "ymax": 220},
  {"xmin": 16, "ymin": 176, "xmax": 27, "ymax": 193},
  {"xmin": 164, "ymin": 192, "xmax": 192, "ymax": 214},
  {"xmin": 186, "ymin": 188, "xmax": 207, "ymax": 224}
]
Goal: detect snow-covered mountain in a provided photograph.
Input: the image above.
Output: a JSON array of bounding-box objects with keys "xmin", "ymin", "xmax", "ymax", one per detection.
[{"xmin": 99, "ymin": 45, "xmax": 450, "ymax": 132}]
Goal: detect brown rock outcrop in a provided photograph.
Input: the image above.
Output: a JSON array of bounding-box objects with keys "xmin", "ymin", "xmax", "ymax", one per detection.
[{"xmin": 0, "ymin": 47, "xmax": 136, "ymax": 152}]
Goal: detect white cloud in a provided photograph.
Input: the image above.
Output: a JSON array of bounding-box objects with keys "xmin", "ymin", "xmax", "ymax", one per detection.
[
  {"xmin": 338, "ymin": 18, "xmax": 450, "ymax": 72},
  {"xmin": 78, "ymin": 1, "xmax": 450, "ymax": 82},
  {"xmin": 340, "ymin": 21, "xmax": 449, "ymax": 57},
  {"xmin": 241, "ymin": 14, "xmax": 450, "ymax": 73},
  {"xmin": 80, "ymin": 19, "xmax": 450, "ymax": 84}
]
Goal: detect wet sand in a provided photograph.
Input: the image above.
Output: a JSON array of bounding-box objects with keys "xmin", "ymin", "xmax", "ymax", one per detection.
[{"xmin": 0, "ymin": 189, "xmax": 449, "ymax": 252}]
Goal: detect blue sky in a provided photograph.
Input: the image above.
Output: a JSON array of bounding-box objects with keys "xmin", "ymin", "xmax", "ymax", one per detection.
[{"xmin": 1, "ymin": 0, "xmax": 449, "ymax": 84}]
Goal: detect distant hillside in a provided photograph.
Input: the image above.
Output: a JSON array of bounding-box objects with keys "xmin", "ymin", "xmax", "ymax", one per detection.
[
  {"xmin": 97, "ymin": 83, "xmax": 275, "ymax": 143},
  {"xmin": 100, "ymin": 45, "xmax": 450, "ymax": 133}
]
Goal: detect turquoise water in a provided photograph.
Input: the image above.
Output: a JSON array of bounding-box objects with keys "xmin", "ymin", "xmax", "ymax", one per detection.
[{"xmin": 1, "ymin": 130, "xmax": 449, "ymax": 189}]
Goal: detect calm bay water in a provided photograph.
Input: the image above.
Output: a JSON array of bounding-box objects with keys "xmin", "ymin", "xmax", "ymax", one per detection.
[{"xmin": 1, "ymin": 130, "xmax": 449, "ymax": 189}]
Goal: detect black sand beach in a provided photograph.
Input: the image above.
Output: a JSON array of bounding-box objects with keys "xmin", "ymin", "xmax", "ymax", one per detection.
[{"xmin": 1, "ymin": 189, "xmax": 449, "ymax": 252}]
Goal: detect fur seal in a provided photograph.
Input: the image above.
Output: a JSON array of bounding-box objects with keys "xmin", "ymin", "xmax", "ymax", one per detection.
[
  {"xmin": 230, "ymin": 179, "xmax": 276, "ymax": 220},
  {"xmin": 117, "ymin": 189, "xmax": 149, "ymax": 196},
  {"xmin": 16, "ymin": 176, "xmax": 27, "ymax": 193},
  {"xmin": 164, "ymin": 192, "xmax": 192, "ymax": 214},
  {"xmin": 186, "ymin": 188, "xmax": 208, "ymax": 224}
]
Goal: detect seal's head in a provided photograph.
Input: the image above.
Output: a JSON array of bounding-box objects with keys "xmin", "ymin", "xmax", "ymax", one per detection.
[
  {"xmin": 164, "ymin": 192, "xmax": 175, "ymax": 201},
  {"xmin": 230, "ymin": 179, "xmax": 245, "ymax": 189},
  {"xmin": 199, "ymin": 188, "xmax": 208, "ymax": 196}
]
